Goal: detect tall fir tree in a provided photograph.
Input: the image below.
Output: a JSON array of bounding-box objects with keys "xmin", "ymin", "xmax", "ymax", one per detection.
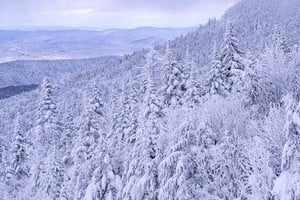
[
  {"xmin": 6, "ymin": 114, "xmax": 30, "ymax": 198},
  {"xmin": 83, "ymin": 84, "xmax": 121, "ymax": 200},
  {"xmin": 162, "ymin": 42, "xmax": 188, "ymax": 106},
  {"xmin": 123, "ymin": 48, "xmax": 167, "ymax": 200},
  {"xmin": 209, "ymin": 23, "xmax": 246, "ymax": 96},
  {"xmin": 183, "ymin": 48, "xmax": 202, "ymax": 106},
  {"xmin": 208, "ymin": 44, "xmax": 232, "ymax": 96},
  {"xmin": 159, "ymin": 122, "xmax": 199, "ymax": 200},
  {"xmin": 31, "ymin": 77, "xmax": 64, "ymax": 200}
]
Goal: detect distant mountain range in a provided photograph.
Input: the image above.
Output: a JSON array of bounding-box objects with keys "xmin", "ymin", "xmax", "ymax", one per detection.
[{"xmin": 0, "ymin": 27, "xmax": 196, "ymax": 62}]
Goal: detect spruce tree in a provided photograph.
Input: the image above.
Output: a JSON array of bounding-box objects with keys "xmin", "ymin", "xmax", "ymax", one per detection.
[
  {"xmin": 208, "ymin": 45, "xmax": 232, "ymax": 96},
  {"xmin": 159, "ymin": 122, "xmax": 198, "ymax": 200},
  {"xmin": 6, "ymin": 114, "xmax": 30, "ymax": 199},
  {"xmin": 9, "ymin": 114, "xmax": 29, "ymax": 179},
  {"xmin": 183, "ymin": 48, "xmax": 202, "ymax": 106},
  {"xmin": 123, "ymin": 48, "xmax": 167, "ymax": 200},
  {"xmin": 209, "ymin": 23, "xmax": 246, "ymax": 96},
  {"xmin": 31, "ymin": 77, "xmax": 64, "ymax": 200},
  {"xmin": 162, "ymin": 42, "xmax": 188, "ymax": 106}
]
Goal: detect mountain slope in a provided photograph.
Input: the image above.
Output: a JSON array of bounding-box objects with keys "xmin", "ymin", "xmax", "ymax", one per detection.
[{"xmin": 1, "ymin": 0, "xmax": 300, "ymax": 199}]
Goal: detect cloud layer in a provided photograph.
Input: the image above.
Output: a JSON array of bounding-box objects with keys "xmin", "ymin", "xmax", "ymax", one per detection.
[{"xmin": 0, "ymin": 0, "xmax": 238, "ymax": 29}]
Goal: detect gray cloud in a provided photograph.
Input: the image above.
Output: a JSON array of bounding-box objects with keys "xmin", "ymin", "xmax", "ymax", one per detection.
[{"xmin": 0, "ymin": 0, "xmax": 239, "ymax": 29}]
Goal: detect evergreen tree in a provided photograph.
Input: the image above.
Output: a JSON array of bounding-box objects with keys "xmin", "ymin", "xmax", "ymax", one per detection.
[
  {"xmin": 60, "ymin": 104, "xmax": 77, "ymax": 200},
  {"xmin": 162, "ymin": 42, "xmax": 188, "ymax": 106},
  {"xmin": 123, "ymin": 48, "xmax": 167, "ymax": 200},
  {"xmin": 62, "ymin": 103, "xmax": 76, "ymax": 166},
  {"xmin": 10, "ymin": 114, "xmax": 29, "ymax": 179},
  {"xmin": 159, "ymin": 122, "xmax": 199, "ymax": 200},
  {"xmin": 31, "ymin": 77, "xmax": 64, "ymax": 200},
  {"xmin": 71, "ymin": 85, "xmax": 109, "ymax": 199},
  {"xmin": 183, "ymin": 48, "xmax": 202, "ymax": 106},
  {"xmin": 83, "ymin": 153, "xmax": 121, "ymax": 200},
  {"xmin": 208, "ymin": 45, "xmax": 232, "ymax": 96},
  {"xmin": 221, "ymin": 23, "xmax": 245, "ymax": 72},
  {"xmin": 82, "ymin": 84, "xmax": 121, "ymax": 200},
  {"xmin": 209, "ymin": 23, "xmax": 246, "ymax": 96},
  {"xmin": 273, "ymin": 97, "xmax": 300, "ymax": 200},
  {"xmin": 6, "ymin": 114, "xmax": 30, "ymax": 198}
]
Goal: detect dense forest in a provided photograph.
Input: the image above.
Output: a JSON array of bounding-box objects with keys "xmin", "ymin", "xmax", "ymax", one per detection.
[{"xmin": 0, "ymin": 0, "xmax": 300, "ymax": 199}]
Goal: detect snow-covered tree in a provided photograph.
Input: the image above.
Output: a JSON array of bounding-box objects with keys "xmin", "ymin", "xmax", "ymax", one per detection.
[
  {"xmin": 31, "ymin": 77, "xmax": 64, "ymax": 200},
  {"xmin": 79, "ymin": 83, "xmax": 122, "ymax": 200},
  {"xmin": 246, "ymin": 136, "xmax": 275, "ymax": 200},
  {"xmin": 34, "ymin": 77, "xmax": 62, "ymax": 155},
  {"xmin": 108, "ymin": 79, "xmax": 140, "ymax": 182},
  {"xmin": 60, "ymin": 104, "xmax": 77, "ymax": 200},
  {"xmin": 83, "ymin": 153, "xmax": 121, "ymax": 200},
  {"xmin": 0, "ymin": 138, "xmax": 9, "ymax": 198},
  {"xmin": 5, "ymin": 114, "xmax": 30, "ymax": 198},
  {"xmin": 10, "ymin": 114, "xmax": 29, "ymax": 179},
  {"xmin": 199, "ymin": 96, "xmax": 252, "ymax": 199},
  {"xmin": 122, "ymin": 48, "xmax": 167, "ymax": 200},
  {"xmin": 183, "ymin": 48, "xmax": 203, "ymax": 106},
  {"xmin": 61, "ymin": 103, "xmax": 76, "ymax": 166},
  {"xmin": 273, "ymin": 97, "xmax": 300, "ymax": 200},
  {"xmin": 260, "ymin": 103, "xmax": 286, "ymax": 175},
  {"xmin": 71, "ymin": 84, "xmax": 109, "ymax": 199},
  {"xmin": 208, "ymin": 45, "xmax": 232, "ymax": 97},
  {"xmin": 255, "ymin": 32, "xmax": 298, "ymax": 110},
  {"xmin": 161, "ymin": 42, "xmax": 188, "ymax": 106},
  {"xmin": 209, "ymin": 23, "xmax": 246, "ymax": 97},
  {"xmin": 159, "ymin": 122, "xmax": 199, "ymax": 200}
]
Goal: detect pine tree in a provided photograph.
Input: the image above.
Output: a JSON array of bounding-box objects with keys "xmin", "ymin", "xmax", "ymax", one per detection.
[
  {"xmin": 11, "ymin": 116, "xmax": 29, "ymax": 179},
  {"xmin": 35, "ymin": 77, "xmax": 61, "ymax": 154},
  {"xmin": 183, "ymin": 48, "xmax": 202, "ymax": 106},
  {"xmin": 158, "ymin": 122, "xmax": 199, "ymax": 200},
  {"xmin": 83, "ymin": 153, "xmax": 121, "ymax": 200},
  {"xmin": 221, "ymin": 23, "xmax": 245, "ymax": 72},
  {"xmin": 209, "ymin": 23, "xmax": 246, "ymax": 96},
  {"xmin": 83, "ymin": 84, "xmax": 121, "ymax": 200},
  {"xmin": 60, "ymin": 104, "xmax": 77, "ymax": 200},
  {"xmin": 6, "ymin": 114, "xmax": 30, "ymax": 198},
  {"xmin": 71, "ymin": 85, "xmax": 109, "ymax": 199},
  {"xmin": 31, "ymin": 77, "xmax": 64, "ymax": 199},
  {"xmin": 122, "ymin": 48, "xmax": 167, "ymax": 200},
  {"xmin": 162, "ymin": 42, "xmax": 188, "ymax": 106},
  {"xmin": 273, "ymin": 97, "xmax": 300, "ymax": 200},
  {"xmin": 62, "ymin": 103, "xmax": 76, "ymax": 167},
  {"xmin": 109, "ymin": 79, "xmax": 140, "ymax": 178},
  {"xmin": 208, "ymin": 45, "xmax": 232, "ymax": 96}
]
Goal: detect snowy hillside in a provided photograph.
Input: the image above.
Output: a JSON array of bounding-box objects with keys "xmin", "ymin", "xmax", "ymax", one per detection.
[
  {"xmin": 0, "ymin": 27, "xmax": 195, "ymax": 63},
  {"xmin": 0, "ymin": 56, "xmax": 120, "ymax": 87},
  {"xmin": 1, "ymin": 0, "xmax": 300, "ymax": 199}
]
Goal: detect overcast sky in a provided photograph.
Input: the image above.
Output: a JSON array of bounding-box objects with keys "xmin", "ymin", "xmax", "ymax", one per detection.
[{"xmin": 0, "ymin": 0, "xmax": 239, "ymax": 29}]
